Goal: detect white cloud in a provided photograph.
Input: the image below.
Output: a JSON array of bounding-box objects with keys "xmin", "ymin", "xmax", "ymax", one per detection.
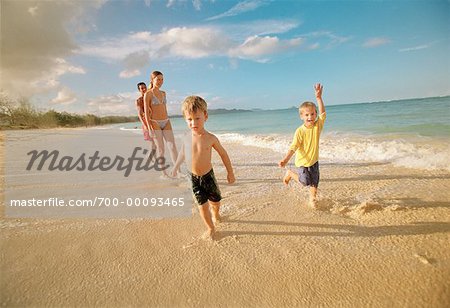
[
  {"xmin": 77, "ymin": 24, "xmax": 349, "ymax": 77},
  {"xmin": 399, "ymin": 44, "xmax": 429, "ymax": 52},
  {"xmin": 206, "ymin": 0, "xmax": 270, "ymax": 21},
  {"xmin": 91, "ymin": 0, "xmax": 109, "ymax": 9},
  {"xmin": 229, "ymin": 35, "xmax": 302, "ymax": 60},
  {"xmin": 155, "ymin": 27, "xmax": 232, "ymax": 58},
  {"xmin": 87, "ymin": 92, "xmax": 135, "ymax": 116},
  {"xmin": 145, "ymin": 0, "xmax": 206, "ymax": 9},
  {"xmin": 78, "ymin": 24, "xmax": 310, "ymax": 70},
  {"xmin": 120, "ymin": 70, "xmax": 141, "ymax": 78},
  {"xmin": 26, "ymin": 58, "xmax": 86, "ymax": 96},
  {"xmin": 53, "ymin": 58, "xmax": 86, "ymax": 76},
  {"xmin": 28, "ymin": 5, "xmax": 38, "ymax": 16},
  {"xmin": 130, "ymin": 31, "xmax": 153, "ymax": 42},
  {"xmin": 308, "ymin": 42, "xmax": 320, "ymax": 50},
  {"xmin": 251, "ymin": 19, "xmax": 300, "ymax": 36},
  {"xmin": 1, "ymin": 0, "xmax": 103, "ymax": 98},
  {"xmin": 207, "ymin": 96, "xmax": 223, "ymax": 107},
  {"xmin": 363, "ymin": 37, "xmax": 390, "ymax": 48},
  {"xmin": 120, "ymin": 50, "xmax": 150, "ymax": 78},
  {"xmin": 145, "ymin": 0, "xmax": 207, "ymax": 10},
  {"xmin": 224, "ymin": 19, "xmax": 300, "ymax": 38},
  {"xmin": 192, "ymin": 0, "xmax": 202, "ymax": 10},
  {"xmin": 78, "ymin": 27, "xmax": 230, "ymax": 66},
  {"xmin": 301, "ymin": 31, "xmax": 351, "ymax": 49},
  {"xmin": 51, "ymin": 87, "xmax": 77, "ymax": 105},
  {"xmin": 77, "ymin": 34, "xmax": 151, "ymax": 60},
  {"xmin": 167, "ymin": 0, "xmax": 176, "ymax": 8}
]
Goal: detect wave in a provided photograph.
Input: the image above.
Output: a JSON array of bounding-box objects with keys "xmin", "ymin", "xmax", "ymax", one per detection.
[
  {"xmin": 217, "ymin": 132, "xmax": 450, "ymax": 171},
  {"xmin": 119, "ymin": 127, "xmax": 139, "ymax": 131},
  {"xmin": 119, "ymin": 126, "xmax": 142, "ymax": 135}
]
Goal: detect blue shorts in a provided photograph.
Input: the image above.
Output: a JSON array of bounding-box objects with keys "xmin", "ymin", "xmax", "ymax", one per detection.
[
  {"xmin": 189, "ymin": 169, "xmax": 222, "ymax": 206},
  {"xmin": 297, "ymin": 161, "xmax": 320, "ymax": 187}
]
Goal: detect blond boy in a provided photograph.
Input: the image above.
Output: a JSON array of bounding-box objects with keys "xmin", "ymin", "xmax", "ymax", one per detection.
[
  {"xmin": 171, "ymin": 96, "xmax": 235, "ymax": 239},
  {"xmin": 279, "ymin": 84, "xmax": 326, "ymax": 208}
]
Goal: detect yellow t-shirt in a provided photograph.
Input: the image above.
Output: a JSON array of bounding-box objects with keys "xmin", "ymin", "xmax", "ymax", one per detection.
[{"xmin": 289, "ymin": 112, "xmax": 326, "ymax": 167}]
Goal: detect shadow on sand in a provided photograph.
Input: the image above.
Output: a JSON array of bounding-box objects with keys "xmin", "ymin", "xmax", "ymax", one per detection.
[{"xmin": 216, "ymin": 220, "xmax": 450, "ymax": 240}]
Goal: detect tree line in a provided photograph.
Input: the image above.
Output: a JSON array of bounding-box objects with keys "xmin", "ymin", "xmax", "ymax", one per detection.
[{"xmin": 0, "ymin": 95, "xmax": 137, "ymax": 130}]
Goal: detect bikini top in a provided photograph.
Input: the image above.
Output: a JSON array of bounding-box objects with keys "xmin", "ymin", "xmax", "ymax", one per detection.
[{"xmin": 151, "ymin": 92, "xmax": 167, "ymax": 105}]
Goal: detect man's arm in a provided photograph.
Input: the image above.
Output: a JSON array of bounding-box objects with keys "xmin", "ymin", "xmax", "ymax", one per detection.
[
  {"xmin": 136, "ymin": 98, "xmax": 147, "ymax": 128},
  {"xmin": 315, "ymin": 83, "xmax": 325, "ymax": 115}
]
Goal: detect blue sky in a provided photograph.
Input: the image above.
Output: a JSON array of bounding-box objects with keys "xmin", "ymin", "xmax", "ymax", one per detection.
[{"xmin": 2, "ymin": 0, "xmax": 449, "ymax": 115}]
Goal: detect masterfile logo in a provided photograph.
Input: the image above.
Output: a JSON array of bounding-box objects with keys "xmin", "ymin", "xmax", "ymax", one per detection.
[{"xmin": 26, "ymin": 148, "xmax": 169, "ymax": 177}]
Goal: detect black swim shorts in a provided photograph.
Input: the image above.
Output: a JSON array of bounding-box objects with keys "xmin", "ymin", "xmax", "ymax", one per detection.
[
  {"xmin": 297, "ymin": 161, "xmax": 320, "ymax": 187},
  {"xmin": 189, "ymin": 169, "xmax": 222, "ymax": 205}
]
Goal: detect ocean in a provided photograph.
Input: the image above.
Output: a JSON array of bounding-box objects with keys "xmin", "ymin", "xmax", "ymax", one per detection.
[{"xmin": 121, "ymin": 96, "xmax": 450, "ymax": 171}]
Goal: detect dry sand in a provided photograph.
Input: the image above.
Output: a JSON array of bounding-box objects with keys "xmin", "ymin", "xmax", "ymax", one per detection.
[{"xmin": 1, "ymin": 129, "xmax": 449, "ymax": 307}]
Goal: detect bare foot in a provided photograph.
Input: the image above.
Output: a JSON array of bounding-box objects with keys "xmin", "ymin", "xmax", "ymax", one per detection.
[
  {"xmin": 283, "ymin": 170, "xmax": 292, "ymax": 186},
  {"xmin": 212, "ymin": 215, "xmax": 222, "ymax": 225},
  {"xmin": 211, "ymin": 204, "xmax": 221, "ymax": 224},
  {"xmin": 160, "ymin": 170, "xmax": 177, "ymax": 179},
  {"xmin": 201, "ymin": 229, "xmax": 216, "ymax": 241},
  {"xmin": 309, "ymin": 198, "xmax": 318, "ymax": 209}
]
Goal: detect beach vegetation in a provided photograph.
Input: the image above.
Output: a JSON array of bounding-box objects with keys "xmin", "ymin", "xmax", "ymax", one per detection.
[{"xmin": 0, "ymin": 94, "xmax": 138, "ymax": 130}]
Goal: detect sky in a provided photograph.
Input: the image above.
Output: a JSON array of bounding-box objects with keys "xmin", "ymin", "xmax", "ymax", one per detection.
[{"xmin": 1, "ymin": 0, "xmax": 449, "ymax": 116}]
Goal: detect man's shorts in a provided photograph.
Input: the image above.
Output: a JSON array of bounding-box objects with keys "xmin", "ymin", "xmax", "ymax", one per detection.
[
  {"xmin": 189, "ymin": 169, "xmax": 222, "ymax": 206},
  {"xmin": 297, "ymin": 161, "xmax": 320, "ymax": 187}
]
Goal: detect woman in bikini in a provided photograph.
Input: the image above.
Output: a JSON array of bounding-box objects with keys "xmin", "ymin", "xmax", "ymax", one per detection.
[{"xmin": 144, "ymin": 71, "xmax": 178, "ymax": 175}]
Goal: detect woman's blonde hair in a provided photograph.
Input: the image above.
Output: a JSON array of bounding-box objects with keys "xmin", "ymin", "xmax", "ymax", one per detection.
[{"xmin": 149, "ymin": 71, "xmax": 163, "ymax": 89}]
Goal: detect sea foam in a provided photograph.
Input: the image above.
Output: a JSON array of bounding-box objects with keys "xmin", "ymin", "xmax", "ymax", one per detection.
[{"xmin": 217, "ymin": 132, "xmax": 450, "ymax": 171}]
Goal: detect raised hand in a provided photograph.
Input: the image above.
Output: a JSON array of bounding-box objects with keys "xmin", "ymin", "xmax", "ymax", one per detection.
[{"xmin": 314, "ymin": 83, "xmax": 323, "ymax": 99}]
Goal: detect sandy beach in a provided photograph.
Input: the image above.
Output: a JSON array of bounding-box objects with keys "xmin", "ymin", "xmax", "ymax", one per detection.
[{"xmin": 1, "ymin": 128, "xmax": 449, "ymax": 307}]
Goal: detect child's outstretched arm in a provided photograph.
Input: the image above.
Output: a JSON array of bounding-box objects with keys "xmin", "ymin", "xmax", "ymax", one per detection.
[
  {"xmin": 279, "ymin": 150, "xmax": 295, "ymax": 168},
  {"xmin": 315, "ymin": 83, "xmax": 325, "ymax": 115},
  {"xmin": 212, "ymin": 136, "xmax": 235, "ymax": 184}
]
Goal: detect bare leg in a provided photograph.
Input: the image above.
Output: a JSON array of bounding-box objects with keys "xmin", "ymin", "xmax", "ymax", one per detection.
[
  {"xmin": 146, "ymin": 139, "xmax": 157, "ymax": 161},
  {"xmin": 153, "ymin": 129, "xmax": 168, "ymax": 176},
  {"xmin": 149, "ymin": 138, "xmax": 157, "ymax": 152},
  {"xmin": 153, "ymin": 129, "xmax": 164, "ymax": 157},
  {"xmin": 209, "ymin": 201, "xmax": 221, "ymax": 224},
  {"xmin": 198, "ymin": 202, "xmax": 215, "ymax": 239},
  {"xmin": 309, "ymin": 186, "xmax": 318, "ymax": 208},
  {"xmin": 283, "ymin": 168, "xmax": 299, "ymax": 185},
  {"xmin": 162, "ymin": 122, "xmax": 179, "ymax": 167}
]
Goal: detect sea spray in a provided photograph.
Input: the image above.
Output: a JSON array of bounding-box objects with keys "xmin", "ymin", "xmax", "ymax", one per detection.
[{"xmin": 216, "ymin": 133, "xmax": 450, "ymax": 171}]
